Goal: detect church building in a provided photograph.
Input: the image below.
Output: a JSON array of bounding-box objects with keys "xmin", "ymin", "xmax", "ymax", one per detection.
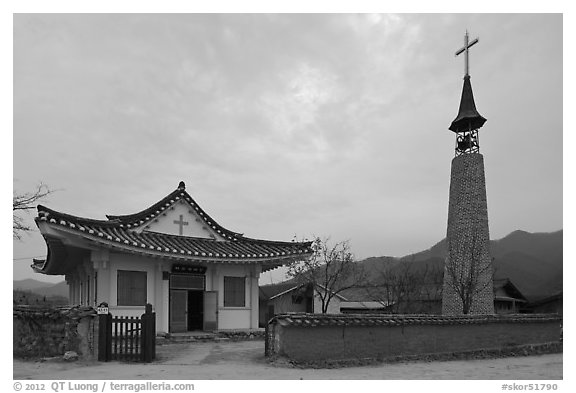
[{"xmin": 32, "ymin": 181, "xmax": 312, "ymax": 333}]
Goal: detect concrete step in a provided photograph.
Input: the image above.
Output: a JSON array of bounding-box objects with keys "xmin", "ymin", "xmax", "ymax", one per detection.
[{"xmin": 157, "ymin": 330, "xmax": 265, "ymax": 345}]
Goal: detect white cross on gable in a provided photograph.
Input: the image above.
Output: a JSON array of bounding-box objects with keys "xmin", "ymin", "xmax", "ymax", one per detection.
[{"xmin": 173, "ymin": 214, "xmax": 189, "ymax": 235}]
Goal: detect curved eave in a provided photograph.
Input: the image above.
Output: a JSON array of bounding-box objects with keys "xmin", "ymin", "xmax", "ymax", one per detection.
[
  {"xmin": 449, "ymin": 115, "xmax": 487, "ymax": 133},
  {"xmin": 37, "ymin": 205, "xmax": 121, "ymax": 227},
  {"xmin": 36, "ymin": 218, "xmax": 313, "ymax": 266},
  {"xmin": 31, "ymin": 258, "xmax": 47, "ymax": 273},
  {"xmin": 31, "ymin": 234, "xmax": 72, "ymax": 275}
]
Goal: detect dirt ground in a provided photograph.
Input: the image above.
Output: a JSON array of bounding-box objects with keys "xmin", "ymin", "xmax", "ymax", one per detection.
[{"xmin": 13, "ymin": 340, "xmax": 563, "ymax": 380}]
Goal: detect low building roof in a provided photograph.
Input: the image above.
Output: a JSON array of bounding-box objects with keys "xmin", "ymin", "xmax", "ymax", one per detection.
[
  {"xmin": 259, "ymin": 281, "xmax": 348, "ymax": 301},
  {"xmin": 493, "ymin": 278, "xmax": 528, "ymax": 302},
  {"xmin": 259, "ymin": 282, "xmax": 299, "ymax": 300},
  {"xmin": 527, "ymin": 291, "xmax": 563, "ymax": 307},
  {"xmin": 271, "ymin": 313, "xmax": 562, "ymax": 328},
  {"xmin": 340, "ymin": 301, "xmax": 391, "ymax": 309}
]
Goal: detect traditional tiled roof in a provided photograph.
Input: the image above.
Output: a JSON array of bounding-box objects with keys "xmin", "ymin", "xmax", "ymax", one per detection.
[
  {"xmin": 339, "ymin": 301, "xmax": 390, "ymax": 310},
  {"xmin": 528, "ymin": 291, "xmax": 563, "ymax": 307},
  {"xmin": 270, "ymin": 313, "xmax": 562, "ymax": 328},
  {"xmin": 34, "ymin": 181, "xmax": 313, "ymax": 274},
  {"xmin": 259, "ymin": 281, "xmax": 299, "ymax": 300},
  {"xmin": 259, "ymin": 281, "xmax": 349, "ymax": 302},
  {"xmin": 493, "ymin": 278, "xmax": 528, "ymax": 302}
]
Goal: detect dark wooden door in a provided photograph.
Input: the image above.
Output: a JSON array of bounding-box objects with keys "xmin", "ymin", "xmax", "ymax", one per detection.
[
  {"xmin": 203, "ymin": 291, "xmax": 218, "ymax": 331},
  {"xmin": 188, "ymin": 290, "xmax": 204, "ymax": 330},
  {"xmin": 170, "ymin": 289, "xmax": 187, "ymax": 333}
]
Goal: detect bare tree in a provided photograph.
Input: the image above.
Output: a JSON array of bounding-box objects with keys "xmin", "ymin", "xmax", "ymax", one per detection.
[
  {"xmin": 13, "ymin": 183, "xmax": 53, "ymax": 240},
  {"xmin": 366, "ymin": 260, "xmax": 443, "ymax": 314},
  {"xmin": 444, "ymin": 231, "xmax": 494, "ymax": 314},
  {"xmin": 416, "ymin": 263, "xmax": 444, "ymax": 313},
  {"xmin": 287, "ymin": 237, "xmax": 366, "ymax": 314}
]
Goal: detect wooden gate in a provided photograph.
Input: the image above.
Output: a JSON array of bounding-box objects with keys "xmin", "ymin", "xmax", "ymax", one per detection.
[{"xmin": 98, "ymin": 303, "xmax": 156, "ymax": 362}]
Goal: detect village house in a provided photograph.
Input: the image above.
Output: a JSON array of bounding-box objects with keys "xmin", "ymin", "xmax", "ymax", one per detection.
[
  {"xmin": 260, "ymin": 276, "xmax": 530, "ymax": 320},
  {"xmin": 493, "ymin": 278, "xmax": 528, "ymax": 314},
  {"xmin": 32, "ymin": 181, "xmax": 312, "ymax": 333},
  {"xmin": 390, "ymin": 278, "xmax": 529, "ymax": 315},
  {"xmin": 258, "ymin": 282, "xmax": 348, "ymax": 326},
  {"xmin": 526, "ymin": 291, "xmax": 563, "ymax": 315}
]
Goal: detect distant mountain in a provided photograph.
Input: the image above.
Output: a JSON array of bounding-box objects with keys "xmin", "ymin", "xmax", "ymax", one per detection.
[
  {"xmin": 357, "ymin": 256, "xmax": 401, "ymax": 279},
  {"xmin": 39, "ymin": 281, "xmax": 69, "ymax": 298},
  {"xmin": 358, "ymin": 230, "xmax": 562, "ymax": 302},
  {"xmin": 13, "ymin": 279, "xmax": 68, "ymax": 298},
  {"xmin": 13, "ymin": 279, "xmax": 54, "ymax": 291},
  {"xmin": 491, "ymin": 230, "xmax": 563, "ymax": 265}
]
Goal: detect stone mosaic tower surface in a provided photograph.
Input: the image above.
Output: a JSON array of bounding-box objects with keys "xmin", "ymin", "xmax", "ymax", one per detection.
[{"xmin": 442, "ymin": 31, "xmax": 494, "ymax": 315}]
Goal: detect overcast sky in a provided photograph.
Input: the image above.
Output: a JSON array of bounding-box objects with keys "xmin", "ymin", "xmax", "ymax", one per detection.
[{"xmin": 12, "ymin": 13, "xmax": 563, "ymax": 284}]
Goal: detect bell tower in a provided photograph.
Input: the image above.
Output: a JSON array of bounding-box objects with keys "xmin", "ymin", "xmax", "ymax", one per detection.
[{"xmin": 442, "ymin": 31, "xmax": 494, "ymax": 315}]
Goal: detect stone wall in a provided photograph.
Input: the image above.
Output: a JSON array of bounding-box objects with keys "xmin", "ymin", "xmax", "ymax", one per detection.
[
  {"xmin": 266, "ymin": 313, "xmax": 562, "ymax": 363},
  {"xmin": 13, "ymin": 305, "xmax": 98, "ymax": 360},
  {"xmin": 443, "ymin": 153, "xmax": 494, "ymax": 315}
]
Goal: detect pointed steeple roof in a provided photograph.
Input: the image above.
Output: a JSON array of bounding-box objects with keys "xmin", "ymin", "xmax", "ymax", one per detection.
[{"xmin": 449, "ymin": 75, "xmax": 487, "ymax": 133}]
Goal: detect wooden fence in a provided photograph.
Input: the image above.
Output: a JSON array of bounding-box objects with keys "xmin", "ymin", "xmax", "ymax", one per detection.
[{"xmin": 98, "ymin": 303, "xmax": 156, "ymax": 362}]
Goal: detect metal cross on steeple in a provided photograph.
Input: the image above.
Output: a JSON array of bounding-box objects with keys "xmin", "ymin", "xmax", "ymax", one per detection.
[{"xmin": 455, "ymin": 30, "xmax": 479, "ymax": 77}]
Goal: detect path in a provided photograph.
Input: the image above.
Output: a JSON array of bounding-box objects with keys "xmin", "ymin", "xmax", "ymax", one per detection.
[{"xmin": 13, "ymin": 340, "xmax": 563, "ymax": 380}]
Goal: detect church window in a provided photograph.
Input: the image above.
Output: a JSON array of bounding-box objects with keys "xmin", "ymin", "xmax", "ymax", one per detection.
[
  {"xmin": 117, "ymin": 270, "xmax": 147, "ymax": 306},
  {"xmin": 224, "ymin": 276, "xmax": 245, "ymax": 307}
]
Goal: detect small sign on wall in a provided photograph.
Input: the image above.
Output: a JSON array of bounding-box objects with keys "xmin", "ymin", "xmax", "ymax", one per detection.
[
  {"xmin": 172, "ymin": 264, "xmax": 207, "ymax": 274},
  {"xmin": 97, "ymin": 302, "xmax": 109, "ymax": 315}
]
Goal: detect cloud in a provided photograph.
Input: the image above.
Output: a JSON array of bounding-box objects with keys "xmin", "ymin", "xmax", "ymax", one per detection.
[
  {"xmin": 12, "ymin": 14, "xmax": 563, "ymax": 284},
  {"xmin": 256, "ymin": 62, "xmax": 343, "ymax": 159}
]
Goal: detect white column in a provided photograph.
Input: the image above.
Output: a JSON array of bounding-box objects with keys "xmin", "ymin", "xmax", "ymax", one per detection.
[
  {"xmin": 160, "ymin": 275, "xmax": 170, "ymax": 333},
  {"xmin": 250, "ymin": 265, "xmax": 261, "ymax": 329},
  {"xmin": 82, "ymin": 257, "xmax": 94, "ymax": 306},
  {"xmin": 76, "ymin": 264, "xmax": 86, "ymax": 305},
  {"xmin": 91, "ymin": 249, "xmax": 110, "ymax": 306},
  {"xmin": 67, "ymin": 274, "xmax": 76, "ymax": 305},
  {"xmin": 154, "ymin": 262, "xmax": 165, "ymax": 332},
  {"xmin": 212, "ymin": 264, "xmax": 221, "ymax": 306}
]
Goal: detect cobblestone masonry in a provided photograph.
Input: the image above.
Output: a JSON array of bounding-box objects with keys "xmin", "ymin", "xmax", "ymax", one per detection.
[
  {"xmin": 13, "ymin": 305, "xmax": 98, "ymax": 359},
  {"xmin": 443, "ymin": 153, "xmax": 494, "ymax": 315},
  {"xmin": 266, "ymin": 313, "xmax": 562, "ymax": 362}
]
